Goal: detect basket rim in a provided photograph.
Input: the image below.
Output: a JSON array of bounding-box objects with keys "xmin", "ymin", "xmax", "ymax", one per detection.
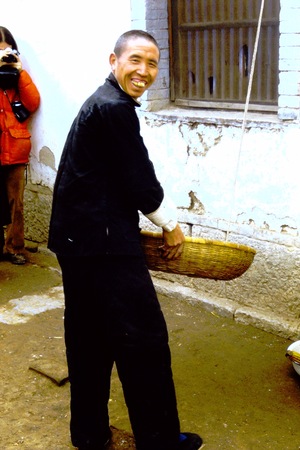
[{"xmin": 140, "ymin": 230, "xmax": 256, "ymax": 255}]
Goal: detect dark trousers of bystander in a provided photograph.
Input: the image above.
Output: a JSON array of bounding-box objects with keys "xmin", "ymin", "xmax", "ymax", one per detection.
[
  {"xmin": 1, "ymin": 163, "xmax": 26, "ymax": 255},
  {"xmin": 0, "ymin": 164, "xmax": 11, "ymax": 254}
]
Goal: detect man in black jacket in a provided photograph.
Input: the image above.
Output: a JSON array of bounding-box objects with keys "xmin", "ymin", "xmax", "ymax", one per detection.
[{"xmin": 48, "ymin": 30, "xmax": 202, "ymax": 450}]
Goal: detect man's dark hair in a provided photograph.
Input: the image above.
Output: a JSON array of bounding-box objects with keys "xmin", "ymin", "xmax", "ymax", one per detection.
[{"xmin": 114, "ymin": 30, "xmax": 160, "ymax": 58}]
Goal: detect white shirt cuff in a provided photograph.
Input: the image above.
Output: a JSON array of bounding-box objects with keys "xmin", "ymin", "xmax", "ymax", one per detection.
[{"xmin": 145, "ymin": 196, "xmax": 178, "ymax": 232}]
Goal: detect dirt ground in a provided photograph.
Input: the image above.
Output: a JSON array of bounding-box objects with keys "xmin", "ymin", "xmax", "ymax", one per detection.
[{"xmin": 1, "ymin": 247, "xmax": 300, "ymax": 449}]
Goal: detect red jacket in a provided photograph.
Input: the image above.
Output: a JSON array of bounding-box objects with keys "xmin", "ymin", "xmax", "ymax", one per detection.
[{"xmin": 0, "ymin": 69, "xmax": 40, "ymax": 165}]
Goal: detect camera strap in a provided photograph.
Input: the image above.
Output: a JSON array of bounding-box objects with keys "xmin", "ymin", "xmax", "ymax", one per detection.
[
  {"xmin": 3, "ymin": 89, "xmax": 30, "ymax": 123},
  {"xmin": 3, "ymin": 89, "xmax": 15, "ymax": 107}
]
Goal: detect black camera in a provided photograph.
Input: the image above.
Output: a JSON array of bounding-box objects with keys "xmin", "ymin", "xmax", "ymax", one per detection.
[
  {"xmin": 0, "ymin": 65, "xmax": 19, "ymax": 90},
  {"xmin": 1, "ymin": 53, "xmax": 17, "ymax": 63},
  {"xmin": 1, "ymin": 49, "xmax": 18, "ymax": 63},
  {"xmin": 11, "ymin": 101, "xmax": 30, "ymax": 123}
]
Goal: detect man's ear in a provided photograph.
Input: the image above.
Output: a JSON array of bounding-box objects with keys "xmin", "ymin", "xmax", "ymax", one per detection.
[{"xmin": 109, "ymin": 53, "xmax": 117, "ymax": 72}]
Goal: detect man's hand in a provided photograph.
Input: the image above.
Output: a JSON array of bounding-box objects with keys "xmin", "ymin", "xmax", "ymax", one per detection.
[{"xmin": 160, "ymin": 224, "xmax": 185, "ymax": 260}]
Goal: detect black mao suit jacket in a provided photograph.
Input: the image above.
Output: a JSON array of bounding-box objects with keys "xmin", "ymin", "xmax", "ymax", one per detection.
[{"xmin": 48, "ymin": 73, "xmax": 164, "ymax": 257}]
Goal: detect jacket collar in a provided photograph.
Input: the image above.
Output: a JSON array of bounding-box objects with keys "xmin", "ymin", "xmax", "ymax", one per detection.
[{"xmin": 107, "ymin": 72, "xmax": 141, "ymax": 106}]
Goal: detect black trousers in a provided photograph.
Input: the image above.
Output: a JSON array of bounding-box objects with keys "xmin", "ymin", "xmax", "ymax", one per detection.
[{"xmin": 58, "ymin": 254, "xmax": 181, "ymax": 450}]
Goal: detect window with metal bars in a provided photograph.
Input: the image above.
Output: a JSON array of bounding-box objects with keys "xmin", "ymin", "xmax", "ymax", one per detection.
[{"xmin": 169, "ymin": 0, "xmax": 280, "ymax": 111}]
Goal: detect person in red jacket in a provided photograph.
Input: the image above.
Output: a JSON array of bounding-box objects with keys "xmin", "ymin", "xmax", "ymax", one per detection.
[{"xmin": 0, "ymin": 26, "xmax": 40, "ymax": 264}]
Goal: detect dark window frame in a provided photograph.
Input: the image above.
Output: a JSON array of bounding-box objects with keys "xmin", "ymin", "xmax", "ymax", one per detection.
[{"xmin": 168, "ymin": 0, "xmax": 280, "ymax": 112}]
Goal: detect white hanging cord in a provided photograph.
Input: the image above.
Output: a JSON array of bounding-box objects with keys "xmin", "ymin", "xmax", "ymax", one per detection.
[{"xmin": 226, "ymin": 0, "xmax": 265, "ymax": 240}]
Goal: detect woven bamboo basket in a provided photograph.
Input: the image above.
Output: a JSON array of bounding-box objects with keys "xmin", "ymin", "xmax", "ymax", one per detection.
[{"xmin": 140, "ymin": 230, "xmax": 256, "ymax": 281}]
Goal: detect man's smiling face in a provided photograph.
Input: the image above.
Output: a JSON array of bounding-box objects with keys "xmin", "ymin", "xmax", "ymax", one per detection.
[{"xmin": 109, "ymin": 37, "xmax": 159, "ymax": 99}]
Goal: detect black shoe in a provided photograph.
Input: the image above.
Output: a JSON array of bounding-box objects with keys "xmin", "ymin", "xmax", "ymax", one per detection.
[
  {"xmin": 179, "ymin": 432, "xmax": 203, "ymax": 449},
  {"xmin": 77, "ymin": 439, "xmax": 110, "ymax": 449},
  {"xmin": 10, "ymin": 253, "xmax": 26, "ymax": 265},
  {"xmin": 2, "ymin": 252, "xmax": 26, "ymax": 265},
  {"xmin": 76, "ymin": 430, "xmax": 111, "ymax": 449}
]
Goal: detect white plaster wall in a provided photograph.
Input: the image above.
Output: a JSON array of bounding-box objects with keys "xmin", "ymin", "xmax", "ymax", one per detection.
[
  {"xmin": 139, "ymin": 113, "xmax": 300, "ymax": 234},
  {"xmin": 2, "ymin": 0, "xmax": 131, "ymax": 186},
  {"xmin": 137, "ymin": 111, "xmax": 300, "ymax": 334}
]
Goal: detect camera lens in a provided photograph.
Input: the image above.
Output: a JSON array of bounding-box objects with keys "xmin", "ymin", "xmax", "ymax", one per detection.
[{"xmin": 1, "ymin": 54, "xmax": 17, "ymax": 63}]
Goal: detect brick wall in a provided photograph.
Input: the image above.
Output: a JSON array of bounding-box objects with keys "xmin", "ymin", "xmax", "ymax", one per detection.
[
  {"xmin": 131, "ymin": 0, "xmax": 170, "ymax": 110},
  {"xmin": 279, "ymin": 0, "xmax": 300, "ymax": 120}
]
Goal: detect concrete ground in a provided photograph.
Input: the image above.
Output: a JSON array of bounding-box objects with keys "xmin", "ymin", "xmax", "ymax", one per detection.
[{"xmin": 0, "ymin": 245, "xmax": 300, "ymax": 450}]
